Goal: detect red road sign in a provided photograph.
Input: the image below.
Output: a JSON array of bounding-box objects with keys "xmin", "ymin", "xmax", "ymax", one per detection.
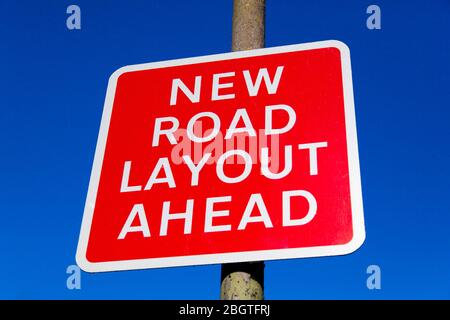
[{"xmin": 76, "ymin": 40, "xmax": 365, "ymax": 272}]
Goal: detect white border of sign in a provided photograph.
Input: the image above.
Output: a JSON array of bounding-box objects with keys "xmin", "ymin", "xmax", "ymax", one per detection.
[{"xmin": 76, "ymin": 40, "xmax": 365, "ymax": 272}]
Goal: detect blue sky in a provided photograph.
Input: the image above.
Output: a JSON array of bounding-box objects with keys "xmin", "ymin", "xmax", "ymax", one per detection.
[{"xmin": 1, "ymin": 0, "xmax": 450, "ymax": 299}]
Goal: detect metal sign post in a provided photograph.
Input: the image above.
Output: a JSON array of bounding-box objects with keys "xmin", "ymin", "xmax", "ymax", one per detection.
[{"xmin": 220, "ymin": 0, "xmax": 266, "ymax": 300}]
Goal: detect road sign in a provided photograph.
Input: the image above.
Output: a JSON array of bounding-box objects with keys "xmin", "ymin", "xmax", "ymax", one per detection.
[{"xmin": 76, "ymin": 40, "xmax": 365, "ymax": 272}]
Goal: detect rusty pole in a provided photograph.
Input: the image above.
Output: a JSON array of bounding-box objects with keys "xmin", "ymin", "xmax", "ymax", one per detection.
[
  {"xmin": 220, "ymin": 0, "xmax": 265, "ymax": 300},
  {"xmin": 231, "ymin": 0, "xmax": 265, "ymax": 51}
]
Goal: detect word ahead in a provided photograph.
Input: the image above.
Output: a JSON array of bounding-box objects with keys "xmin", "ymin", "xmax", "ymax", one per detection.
[{"xmin": 76, "ymin": 40, "xmax": 365, "ymax": 272}]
